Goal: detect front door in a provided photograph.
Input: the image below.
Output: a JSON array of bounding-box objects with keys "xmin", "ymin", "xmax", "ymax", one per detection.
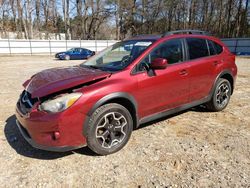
[{"xmin": 134, "ymin": 38, "xmax": 190, "ymax": 118}]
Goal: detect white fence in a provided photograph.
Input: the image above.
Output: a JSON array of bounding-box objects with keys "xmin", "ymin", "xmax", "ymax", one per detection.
[
  {"xmin": 0, "ymin": 38, "xmax": 249, "ymax": 55},
  {"xmin": 0, "ymin": 39, "xmax": 118, "ymax": 55}
]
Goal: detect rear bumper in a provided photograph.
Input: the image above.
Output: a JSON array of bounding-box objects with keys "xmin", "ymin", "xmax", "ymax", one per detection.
[{"xmin": 16, "ymin": 120, "xmax": 86, "ymax": 152}]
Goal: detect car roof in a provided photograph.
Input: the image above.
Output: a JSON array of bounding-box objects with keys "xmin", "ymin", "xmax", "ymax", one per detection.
[
  {"xmin": 123, "ymin": 30, "xmax": 225, "ymax": 49},
  {"xmin": 125, "ymin": 30, "xmax": 217, "ymax": 41}
]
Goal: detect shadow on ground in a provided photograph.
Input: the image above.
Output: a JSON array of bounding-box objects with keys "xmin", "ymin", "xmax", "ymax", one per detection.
[
  {"xmin": 4, "ymin": 115, "xmax": 97, "ymax": 160},
  {"xmin": 137, "ymin": 105, "xmax": 209, "ymax": 130}
]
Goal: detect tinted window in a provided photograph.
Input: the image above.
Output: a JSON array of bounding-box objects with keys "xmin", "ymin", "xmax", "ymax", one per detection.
[
  {"xmin": 151, "ymin": 39, "xmax": 183, "ymax": 64},
  {"xmin": 213, "ymin": 42, "xmax": 223, "ymax": 54},
  {"xmin": 137, "ymin": 39, "xmax": 183, "ymax": 71},
  {"xmin": 187, "ymin": 38, "xmax": 209, "ymax": 59},
  {"xmin": 207, "ymin": 40, "xmax": 217, "ymax": 55}
]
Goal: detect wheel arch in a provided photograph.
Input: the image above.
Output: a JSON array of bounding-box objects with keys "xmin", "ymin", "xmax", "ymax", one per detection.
[
  {"xmin": 209, "ymin": 70, "xmax": 234, "ymax": 100},
  {"xmin": 83, "ymin": 92, "xmax": 139, "ymax": 137},
  {"xmin": 219, "ymin": 72, "xmax": 234, "ymax": 94}
]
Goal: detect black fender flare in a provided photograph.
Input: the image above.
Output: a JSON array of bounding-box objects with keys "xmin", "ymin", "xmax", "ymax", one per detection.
[{"xmin": 83, "ymin": 92, "xmax": 139, "ymax": 136}]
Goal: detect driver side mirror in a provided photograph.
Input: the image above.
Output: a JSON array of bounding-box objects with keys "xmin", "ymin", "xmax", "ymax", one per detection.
[{"xmin": 151, "ymin": 58, "xmax": 168, "ymax": 69}]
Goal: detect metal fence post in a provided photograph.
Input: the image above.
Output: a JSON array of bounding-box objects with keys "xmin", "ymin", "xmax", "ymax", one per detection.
[
  {"xmin": 29, "ymin": 38, "xmax": 32, "ymax": 55},
  {"xmin": 95, "ymin": 40, "xmax": 97, "ymax": 52},
  {"xmin": 8, "ymin": 32, "xmax": 11, "ymax": 55},
  {"xmin": 66, "ymin": 39, "xmax": 68, "ymax": 50},
  {"xmin": 49, "ymin": 39, "xmax": 52, "ymax": 55},
  {"xmin": 234, "ymin": 39, "xmax": 238, "ymax": 54},
  {"xmin": 80, "ymin": 39, "xmax": 81, "ymax": 47}
]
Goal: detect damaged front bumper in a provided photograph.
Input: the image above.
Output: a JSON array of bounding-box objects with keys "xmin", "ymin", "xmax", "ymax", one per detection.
[
  {"xmin": 15, "ymin": 96, "xmax": 88, "ymax": 152},
  {"xmin": 16, "ymin": 120, "xmax": 85, "ymax": 152}
]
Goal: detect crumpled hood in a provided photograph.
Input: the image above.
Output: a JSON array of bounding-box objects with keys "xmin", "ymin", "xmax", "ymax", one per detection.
[{"xmin": 25, "ymin": 66, "xmax": 111, "ymax": 98}]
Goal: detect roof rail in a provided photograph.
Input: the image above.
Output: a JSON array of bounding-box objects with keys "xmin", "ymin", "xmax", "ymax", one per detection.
[{"xmin": 162, "ymin": 30, "xmax": 210, "ymax": 37}]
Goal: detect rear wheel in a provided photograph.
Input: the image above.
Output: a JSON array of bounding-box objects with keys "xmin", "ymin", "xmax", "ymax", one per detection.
[
  {"xmin": 86, "ymin": 103, "xmax": 133, "ymax": 155},
  {"xmin": 206, "ymin": 78, "xmax": 232, "ymax": 112}
]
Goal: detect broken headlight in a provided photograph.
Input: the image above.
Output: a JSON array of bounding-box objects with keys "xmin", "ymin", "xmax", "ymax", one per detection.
[{"xmin": 39, "ymin": 93, "xmax": 82, "ymax": 113}]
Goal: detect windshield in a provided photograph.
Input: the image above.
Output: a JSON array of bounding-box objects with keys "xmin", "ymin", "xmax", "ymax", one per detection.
[
  {"xmin": 80, "ymin": 40, "xmax": 154, "ymax": 72},
  {"xmin": 67, "ymin": 48, "xmax": 74, "ymax": 52}
]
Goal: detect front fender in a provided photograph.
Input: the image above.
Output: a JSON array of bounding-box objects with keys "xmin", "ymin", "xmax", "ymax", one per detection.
[{"xmin": 82, "ymin": 92, "xmax": 139, "ymax": 137}]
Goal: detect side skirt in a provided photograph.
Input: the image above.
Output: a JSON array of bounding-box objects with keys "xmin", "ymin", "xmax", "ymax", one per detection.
[{"xmin": 139, "ymin": 96, "xmax": 211, "ymax": 125}]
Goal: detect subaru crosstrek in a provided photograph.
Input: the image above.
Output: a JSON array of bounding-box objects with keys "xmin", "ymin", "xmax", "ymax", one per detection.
[{"xmin": 16, "ymin": 30, "xmax": 237, "ymax": 155}]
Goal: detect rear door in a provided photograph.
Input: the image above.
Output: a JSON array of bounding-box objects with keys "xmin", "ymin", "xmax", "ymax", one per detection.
[
  {"xmin": 185, "ymin": 37, "xmax": 219, "ymax": 102},
  {"xmin": 81, "ymin": 49, "xmax": 90, "ymax": 59},
  {"xmin": 72, "ymin": 48, "xmax": 82, "ymax": 59}
]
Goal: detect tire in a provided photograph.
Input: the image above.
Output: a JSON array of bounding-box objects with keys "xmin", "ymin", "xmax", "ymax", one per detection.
[
  {"xmin": 65, "ymin": 55, "xmax": 70, "ymax": 60},
  {"xmin": 206, "ymin": 78, "xmax": 232, "ymax": 112},
  {"xmin": 86, "ymin": 103, "xmax": 133, "ymax": 155}
]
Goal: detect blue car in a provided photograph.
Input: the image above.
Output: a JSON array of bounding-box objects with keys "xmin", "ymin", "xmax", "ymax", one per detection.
[{"xmin": 55, "ymin": 48, "xmax": 95, "ymax": 60}]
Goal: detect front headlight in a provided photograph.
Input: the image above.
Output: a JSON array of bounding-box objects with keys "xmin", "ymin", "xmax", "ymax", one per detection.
[{"xmin": 39, "ymin": 93, "xmax": 82, "ymax": 113}]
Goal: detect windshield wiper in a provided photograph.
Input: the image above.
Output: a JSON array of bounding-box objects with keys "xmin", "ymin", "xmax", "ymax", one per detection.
[
  {"xmin": 88, "ymin": 65, "xmax": 100, "ymax": 69},
  {"xmin": 81, "ymin": 64, "xmax": 100, "ymax": 70},
  {"xmin": 81, "ymin": 64, "xmax": 113, "ymax": 72},
  {"xmin": 87, "ymin": 65, "xmax": 99, "ymax": 69}
]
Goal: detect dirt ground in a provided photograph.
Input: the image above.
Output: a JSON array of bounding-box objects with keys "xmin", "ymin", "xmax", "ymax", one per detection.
[{"xmin": 0, "ymin": 56, "xmax": 249, "ymax": 187}]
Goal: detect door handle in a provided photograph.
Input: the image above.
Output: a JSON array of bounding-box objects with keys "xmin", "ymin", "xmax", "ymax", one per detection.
[{"xmin": 179, "ymin": 69, "xmax": 188, "ymax": 76}]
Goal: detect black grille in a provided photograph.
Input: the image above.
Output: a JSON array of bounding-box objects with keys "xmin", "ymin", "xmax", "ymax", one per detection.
[{"xmin": 17, "ymin": 91, "xmax": 38, "ymax": 115}]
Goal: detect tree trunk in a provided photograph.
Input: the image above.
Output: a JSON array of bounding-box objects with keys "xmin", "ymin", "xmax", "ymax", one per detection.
[
  {"xmin": 35, "ymin": 0, "xmax": 41, "ymax": 38},
  {"xmin": 115, "ymin": 0, "xmax": 121, "ymax": 40},
  {"xmin": 76, "ymin": 0, "xmax": 83, "ymax": 39},
  {"xmin": 16, "ymin": 0, "xmax": 24, "ymax": 38},
  {"xmin": 26, "ymin": 0, "xmax": 33, "ymax": 39},
  {"xmin": 62, "ymin": 0, "xmax": 70, "ymax": 40},
  {"xmin": 226, "ymin": 0, "xmax": 233, "ymax": 37},
  {"xmin": 10, "ymin": 0, "xmax": 19, "ymax": 37}
]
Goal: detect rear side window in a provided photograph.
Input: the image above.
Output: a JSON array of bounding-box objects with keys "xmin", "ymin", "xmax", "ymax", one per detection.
[
  {"xmin": 186, "ymin": 38, "xmax": 209, "ymax": 60},
  {"xmin": 213, "ymin": 42, "xmax": 223, "ymax": 54},
  {"xmin": 207, "ymin": 40, "xmax": 217, "ymax": 55}
]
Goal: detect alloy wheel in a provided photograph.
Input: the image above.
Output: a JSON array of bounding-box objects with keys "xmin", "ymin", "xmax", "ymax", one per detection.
[
  {"xmin": 95, "ymin": 112, "xmax": 127, "ymax": 149},
  {"xmin": 216, "ymin": 83, "xmax": 230, "ymax": 108}
]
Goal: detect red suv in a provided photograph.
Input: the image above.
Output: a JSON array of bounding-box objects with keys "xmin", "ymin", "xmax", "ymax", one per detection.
[{"xmin": 16, "ymin": 30, "xmax": 237, "ymax": 155}]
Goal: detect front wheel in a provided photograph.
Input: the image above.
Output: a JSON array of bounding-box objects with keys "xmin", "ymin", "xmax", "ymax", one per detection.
[
  {"xmin": 86, "ymin": 103, "xmax": 133, "ymax": 155},
  {"xmin": 206, "ymin": 78, "xmax": 232, "ymax": 112},
  {"xmin": 65, "ymin": 55, "xmax": 70, "ymax": 60}
]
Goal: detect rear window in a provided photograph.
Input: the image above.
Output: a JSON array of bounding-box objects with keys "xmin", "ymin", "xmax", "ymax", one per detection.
[{"xmin": 186, "ymin": 38, "xmax": 209, "ymax": 60}]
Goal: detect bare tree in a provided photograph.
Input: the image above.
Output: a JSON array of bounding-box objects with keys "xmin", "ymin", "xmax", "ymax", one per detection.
[
  {"xmin": 62, "ymin": 0, "xmax": 70, "ymax": 39},
  {"xmin": 0, "ymin": 0, "xmax": 249, "ymax": 39}
]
